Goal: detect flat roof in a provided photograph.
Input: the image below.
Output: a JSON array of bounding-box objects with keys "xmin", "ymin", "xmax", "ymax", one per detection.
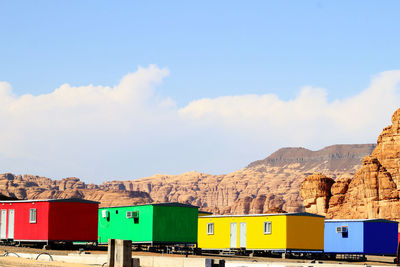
[
  {"xmin": 0, "ymin": 198, "xmax": 100, "ymax": 204},
  {"xmin": 326, "ymin": 219, "xmax": 398, "ymax": 223},
  {"xmin": 100, "ymin": 202, "xmax": 199, "ymax": 209},
  {"xmin": 199, "ymin": 212, "xmax": 325, "ymax": 218}
]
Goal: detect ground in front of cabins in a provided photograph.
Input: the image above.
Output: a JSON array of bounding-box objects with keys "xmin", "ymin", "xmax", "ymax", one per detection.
[{"xmin": 0, "ymin": 245, "xmax": 396, "ymax": 266}]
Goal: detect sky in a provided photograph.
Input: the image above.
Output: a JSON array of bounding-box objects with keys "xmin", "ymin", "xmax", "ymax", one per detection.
[{"xmin": 1, "ymin": 1, "xmax": 400, "ymax": 183}]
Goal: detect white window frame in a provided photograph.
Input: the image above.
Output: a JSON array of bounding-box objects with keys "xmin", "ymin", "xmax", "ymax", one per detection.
[
  {"xmin": 207, "ymin": 223, "xmax": 214, "ymax": 235},
  {"xmin": 101, "ymin": 210, "xmax": 109, "ymax": 218},
  {"xmin": 264, "ymin": 221, "xmax": 271, "ymax": 234},
  {"xmin": 29, "ymin": 208, "xmax": 37, "ymax": 224}
]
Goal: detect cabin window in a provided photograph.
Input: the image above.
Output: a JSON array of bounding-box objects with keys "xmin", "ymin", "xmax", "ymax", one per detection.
[
  {"xmin": 336, "ymin": 226, "xmax": 348, "ymax": 238},
  {"xmin": 29, "ymin": 208, "xmax": 37, "ymax": 223},
  {"xmin": 207, "ymin": 223, "xmax": 214, "ymax": 235},
  {"xmin": 264, "ymin": 221, "xmax": 271, "ymax": 234},
  {"xmin": 101, "ymin": 210, "xmax": 109, "ymax": 218}
]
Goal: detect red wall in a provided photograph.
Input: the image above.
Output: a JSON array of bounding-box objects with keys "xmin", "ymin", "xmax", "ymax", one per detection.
[
  {"xmin": 48, "ymin": 202, "xmax": 98, "ymax": 241},
  {"xmin": 0, "ymin": 201, "xmax": 50, "ymax": 241}
]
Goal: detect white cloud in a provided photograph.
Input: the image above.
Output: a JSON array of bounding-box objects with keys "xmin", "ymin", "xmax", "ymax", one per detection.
[
  {"xmin": 0, "ymin": 67, "xmax": 399, "ymax": 182},
  {"xmin": 180, "ymin": 70, "xmax": 400, "ymax": 146}
]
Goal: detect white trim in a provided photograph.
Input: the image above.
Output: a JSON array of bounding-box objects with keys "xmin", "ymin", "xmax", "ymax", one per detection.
[
  {"xmin": 29, "ymin": 208, "xmax": 37, "ymax": 223},
  {"xmin": 263, "ymin": 221, "xmax": 272, "ymax": 234},
  {"xmin": 0, "ymin": 199, "xmax": 99, "ymax": 204},
  {"xmin": 200, "ymin": 212, "xmax": 324, "ymax": 218},
  {"xmin": 326, "ymin": 218, "xmax": 398, "ymax": 223},
  {"xmin": 14, "ymin": 239, "xmax": 49, "ymax": 242},
  {"xmin": 207, "ymin": 223, "xmax": 214, "ymax": 235}
]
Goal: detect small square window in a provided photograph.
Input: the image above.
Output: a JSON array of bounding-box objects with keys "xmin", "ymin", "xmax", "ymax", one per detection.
[
  {"xmin": 29, "ymin": 208, "xmax": 37, "ymax": 224},
  {"xmin": 264, "ymin": 221, "xmax": 271, "ymax": 234},
  {"xmin": 207, "ymin": 223, "xmax": 214, "ymax": 235}
]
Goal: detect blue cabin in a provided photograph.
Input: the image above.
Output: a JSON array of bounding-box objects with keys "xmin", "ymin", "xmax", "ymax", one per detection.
[{"xmin": 324, "ymin": 219, "xmax": 398, "ymax": 255}]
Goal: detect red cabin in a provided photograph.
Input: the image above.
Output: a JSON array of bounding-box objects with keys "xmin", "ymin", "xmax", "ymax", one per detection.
[{"xmin": 0, "ymin": 199, "xmax": 99, "ymax": 244}]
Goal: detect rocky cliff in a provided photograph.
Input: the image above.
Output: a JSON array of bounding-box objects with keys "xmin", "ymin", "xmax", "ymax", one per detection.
[
  {"xmin": 103, "ymin": 144, "xmax": 373, "ymax": 214},
  {"xmin": 0, "ymin": 143, "xmax": 374, "ymax": 213},
  {"xmin": 300, "ymin": 107, "xmax": 400, "ymax": 220},
  {"xmin": 0, "ymin": 174, "xmax": 153, "ymax": 207}
]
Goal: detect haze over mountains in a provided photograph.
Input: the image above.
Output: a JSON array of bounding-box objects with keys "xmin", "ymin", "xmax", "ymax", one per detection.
[{"xmin": 0, "ymin": 144, "xmax": 374, "ymax": 214}]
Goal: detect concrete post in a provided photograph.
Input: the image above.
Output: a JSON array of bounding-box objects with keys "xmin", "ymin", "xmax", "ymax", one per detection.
[
  {"xmin": 205, "ymin": 258, "xmax": 213, "ymax": 267},
  {"xmin": 115, "ymin": 239, "xmax": 132, "ymax": 267},
  {"xmin": 108, "ymin": 239, "xmax": 116, "ymax": 267},
  {"xmin": 131, "ymin": 258, "xmax": 140, "ymax": 267}
]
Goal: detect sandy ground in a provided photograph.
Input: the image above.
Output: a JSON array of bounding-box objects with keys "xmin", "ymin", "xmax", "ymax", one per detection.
[
  {"xmin": 0, "ymin": 256, "xmax": 96, "ymax": 267},
  {"xmin": 0, "ymin": 245, "xmax": 396, "ymax": 266}
]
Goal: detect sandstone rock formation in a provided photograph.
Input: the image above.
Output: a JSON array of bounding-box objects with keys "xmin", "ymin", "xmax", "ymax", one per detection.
[
  {"xmin": 0, "ymin": 140, "xmax": 374, "ymax": 213},
  {"xmin": 301, "ymin": 107, "xmax": 400, "ymax": 221},
  {"xmin": 0, "ymin": 143, "xmax": 372, "ymax": 213},
  {"xmin": 101, "ymin": 144, "xmax": 373, "ymax": 214},
  {"xmin": 300, "ymin": 173, "xmax": 334, "ymax": 215},
  {"xmin": 0, "ymin": 174, "xmax": 153, "ymax": 207}
]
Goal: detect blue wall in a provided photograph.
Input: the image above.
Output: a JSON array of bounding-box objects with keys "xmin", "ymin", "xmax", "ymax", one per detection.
[
  {"xmin": 324, "ymin": 221, "xmax": 364, "ymax": 253},
  {"xmin": 364, "ymin": 222, "xmax": 398, "ymax": 255},
  {"xmin": 325, "ymin": 220, "xmax": 399, "ymax": 255}
]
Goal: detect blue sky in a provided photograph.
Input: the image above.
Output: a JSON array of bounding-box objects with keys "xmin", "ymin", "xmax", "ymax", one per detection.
[
  {"xmin": 2, "ymin": 1, "xmax": 400, "ymax": 103},
  {"xmin": 1, "ymin": 1, "xmax": 400, "ymax": 182}
]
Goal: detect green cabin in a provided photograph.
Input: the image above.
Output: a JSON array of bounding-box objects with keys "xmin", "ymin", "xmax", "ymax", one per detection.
[{"xmin": 98, "ymin": 203, "xmax": 199, "ymax": 245}]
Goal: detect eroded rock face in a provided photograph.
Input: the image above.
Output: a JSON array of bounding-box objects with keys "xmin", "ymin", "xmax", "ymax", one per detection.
[
  {"xmin": 100, "ymin": 144, "xmax": 373, "ymax": 214},
  {"xmin": 0, "ymin": 173, "xmax": 153, "ymax": 207},
  {"xmin": 301, "ymin": 107, "xmax": 400, "ymax": 221},
  {"xmin": 0, "ymin": 145, "xmax": 373, "ymax": 213},
  {"xmin": 299, "ymin": 173, "xmax": 335, "ymax": 215}
]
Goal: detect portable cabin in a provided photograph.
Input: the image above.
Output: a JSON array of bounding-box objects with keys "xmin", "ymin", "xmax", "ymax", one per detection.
[
  {"xmin": 324, "ymin": 219, "xmax": 398, "ymax": 255},
  {"xmin": 0, "ymin": 199, "xmax": 99, "ymax": 243},
  {"xmin": 198, "ymin": 212, "xmax": 325, "ymax": 252},
  {"xmin": 98, "ymin": 202, "xmax": 199, "ymax": 245}
]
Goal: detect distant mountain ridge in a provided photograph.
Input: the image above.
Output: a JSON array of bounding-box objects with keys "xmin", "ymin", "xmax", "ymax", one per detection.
[
  {"xmin": 248, "ymin": 144, "xmax": 376, "ymax": 170},
  {"xmin": 0, "ymin": 144, "xmax": 375, "ymax": 214}
]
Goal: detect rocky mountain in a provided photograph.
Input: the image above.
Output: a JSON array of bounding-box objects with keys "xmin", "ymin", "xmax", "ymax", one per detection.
[
  {"xmin": 0, "ymin": 143, "xmax": 374, "ymax": 213},
  {"xmin": 103, "ymin": 144, "xmax": 374, "ymax": 214},
  {"xmin": 249, "ymin": 144, "xmax": 376, "ymax": 171},
  {"xmin": 300, "ymin": 107, "xmax": 400, "ymax": 221},
  {"xmin": 0, "ymin": 174, "xmax": 152, "ymax": 207}
]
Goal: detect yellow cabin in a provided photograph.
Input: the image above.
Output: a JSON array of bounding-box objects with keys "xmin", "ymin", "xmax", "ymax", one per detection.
[{"xmin": 198, "ymin": 212, "xmax": 324, "ymax": 252}]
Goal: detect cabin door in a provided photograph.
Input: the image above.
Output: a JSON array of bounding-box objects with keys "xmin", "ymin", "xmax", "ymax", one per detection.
[
  {"xmin": 7, "ymin": 210, "xmax": 14, "ymax": 239},
  {"xmin": 230, "ymin": 223, "xmax": 237, "ymax": 248},
  {"xmin": 0, "ymin": 210, "xmax": 7, "ymax": 239},
  {"xmin": 239, "ymin": 222, "xmax": 246, "ymax": 248}
]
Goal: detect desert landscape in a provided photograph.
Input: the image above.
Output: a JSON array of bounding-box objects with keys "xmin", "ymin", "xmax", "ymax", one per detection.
[
  {"xmin": 0, "ymin": 144, "xmax": 374, "ymax": 214},
  {"xmin": 3, "ymin": 106, "xmax": 400, "ymax": 222},
  {"xmin": 2, "ymin": 107, "xmax": 400, "ymax": 223}
]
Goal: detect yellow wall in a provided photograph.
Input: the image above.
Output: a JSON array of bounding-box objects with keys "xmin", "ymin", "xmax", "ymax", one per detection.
[
  {"xmin": 198, "ymin": 215, "xmax": 287, "ymax": 250},
  {"xmin": 286, "ymin": 215, "xmax": 324, "ymax": 250}
]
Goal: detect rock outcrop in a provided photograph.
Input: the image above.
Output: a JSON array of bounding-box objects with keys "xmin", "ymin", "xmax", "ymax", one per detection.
[
  {"xmin": 102, "ymin": 144, "xmax": 373, "ymax": 214},
  {"xmin": 301, "ymin": 107, "xmax": 400, "ymax": 221},
  {"xmin": 300, "ymin": 173, "xmax": 334, "ymax": 215},
  {"xmin": 0, "ymin": 174, "xmax": 153, "ymax": 207},
  {"xmin": 0, "ymin": 144, "xmax": 374, "ymax": 213}
]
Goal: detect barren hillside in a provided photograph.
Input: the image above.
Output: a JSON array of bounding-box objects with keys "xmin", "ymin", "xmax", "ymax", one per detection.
[{"xmin": 0, "ymin": 144, "xmax": 374, "ymax": 213}]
